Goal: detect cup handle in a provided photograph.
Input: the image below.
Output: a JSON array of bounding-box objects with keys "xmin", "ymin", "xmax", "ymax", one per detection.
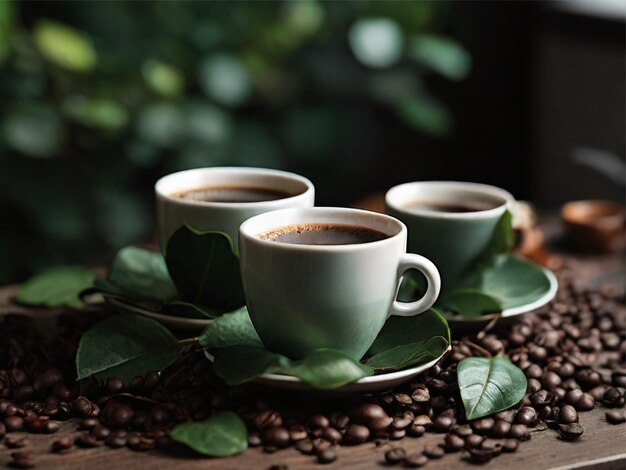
[{"xmin": 389, "ymin": 254, "xmax": 441, "ymax": 317}]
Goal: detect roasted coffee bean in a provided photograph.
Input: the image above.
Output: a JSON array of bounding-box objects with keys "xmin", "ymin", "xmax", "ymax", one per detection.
[
  {"xmin": 392, "ymin": 416, "xmax": 411, "ymax": 430},
  {"xmin": 103, "ymin": 402, "xmax": 134, "ymax": 429},
  {"xmin": 542, "ymin": 371, "xmax": 562, "ymax": 390},
  {"xmin": 263, "ymin": 426, "xmax": 290, "ymax": 448},
  {"xmin": 43, "ymin": 421, "xmax": 59, "ymax": 433},
  {"xmin": 413, "ymin": 415, "xmax": 432, "ymax": 427},
  {"xmin": 91, "ymin": 425, "xmax": 111, "ymax": 440},
  {"xmin": 369, "ymin": 416, "xmax": 392, "ymax": 431},
  {"xmin": 559, "ymin": 405, "xmax": 578, "ymax": 424},
  {"xmin": 76, "ymin": 433, "xmax": 101, "ymax": 448},
  {"xmin": 491, "ymin": 419, "xmax": 511, "ymax": 438},
  {"xmin": 531, "ymin": 389, "xmax": 553, "ymax": 407},
  {"xmin": 79, "ymin": 417, "xmax": 99, "ymax": 430},
  {"xmin": 516, "ymin": 407, "xmax": 538, "ymax": 427},
  {"xmin": 330, "ymin": 413, "xmax": 349, "ymax": 430},
  {"xmin": 393, "ymin": 393, "xmax": 412, "ymax": 405},
  {"xmin": 502, "ymin": 439, "xmax": 519, "ymax": 452},
  {"xmin": 444, "ymin": 433, "xmax": 464, "ymax": 452},
  {"xmin": 354, "ymin": 403, "xmax": 386, "ymax": 420},
  {"xmin": 256, "ymin": 410, "xmax": 283, "ymax": 429},
  {"xmin": 465, "ymin": 433, "xmax": 485, "ymax": 449},
  {"xmin": 454, "ymin": 424, "xmax": 473, "ymax": 437},
  {"xmin": 104, "ymin": 378, "xmax": 124, "ymax": 393},
  {"xmin": 150, "ymin": 405, "xmax": 170, "ymax": 425},
  {"xmin": 51, "ymin": 437, "xmax": 73, "ymax": 453},
  {"xmin": 565, "ymin": 389, "xmax": 584, "ymax": 406},
  {"xmin": 308, "ymin": 414, "xmax": 329, "ymax": 429},
  {"xmin": 611, "ymin": 371, "xmax": 626, "ymax": 388},
  {"xmin": 105, "ymin": 434, "xmax": 127, "ymax": 448},
  {"xmin": 423, "ymin": 444, "xmax": 444, "ymax": 459},
  {"xmin": 558, "ymin": 422, "xmax": 584, "ymax": 441},
  {"xmin": 538, "ymin": 406, "xmax": 553, "ymax": 420},
  {"xmin": 411, "ymin": 387, "xmax": 429, "ymax": 403},
  {"xmin": 407, "ymin": 424, "xmax": 425, "ymax": 437},
  {"xmin": 317, "ymin": 447, "xmax": 337, "ymax": 464},
  {"xmin": 525, "ymin": 364, "xmax": 543, "ymax": 379},
  {"xmin": 248, "ymin": 432, "xmax": 262, "ymax": 447},
  {"xmin": 509, "ymin": 424, "xmax": 530, "ymax": 441},
  {"xmin": 471, "ymin": 417, "xmax": 495, "ymax": 434},
  {"xmin": 481, "ymin": 439, "xmax": 502, "ymax": 454},
  {"xmin": 129, "ymin": 436, "xmax": 156, "ymax": 452},
  {"xmin": 603, "ymin": 387, "xmax": 624, "ymax": 407},
  {"xmin": 289, "ymin": 424, "xmax": 307, "ymax": 442},
  {"xmin": 9, "ymin": 452, "xmax": 35, "ymax": 469},
  {"xmin": 295, "ymin": 439, "xmax": 314, "ymax": 454},
  {"xmin": 5, "ymin": 415, "xmax": 24, "ymax": 432},
  {"xmin": 558, "ymin": 362, "xmax": 575, "ymax": 378},
  {"xmin": 433, "ymin": 415, "xmax": 453, "ymax": 432},
  {"xmin": 606, "ymin": 409, "xmax": 626, "ymax": 424},
  {"xmin": 405, "ymin": 453, "xmax": 428, "ymax": 468},
  {"xmin": 576, "ymin": 393, "xmax": 595, "ymax": 411},
  {"xmin": 321, "ymin": 427, "xmax": 342, "ymax": 444},
  {"xmin": 527, "ymin": 378, "xmax": 542, "ymax": 393},
  {"xmin": 344, "ymin": 424, "xmax": 369, "ymax": 444},
  {"xmin": 72, "ymin": 396, "xmax": 99, "ymax": 417},
  {"xmin": 143, "ymin": 371, "xmax": 160, "ymax": 390},
  {"xmin": 385, "ymin": 447, "xmax": 406, "ymax": 464},
  {"xmin": 390, "ymin": 429, "xmax": 406, "ymax": 440}
]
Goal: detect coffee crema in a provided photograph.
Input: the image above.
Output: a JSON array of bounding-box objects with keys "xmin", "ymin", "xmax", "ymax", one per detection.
[
  {"xmin": 172, "ymin": 186, "xmax": 295, "ymax": 203},
  {"xmin": 259, "ymin": 223, "xmax": 389, "ymax": 246},
  {"xmin": 403, "ymin": 200, "xmax": 498, "ymax": 213}
]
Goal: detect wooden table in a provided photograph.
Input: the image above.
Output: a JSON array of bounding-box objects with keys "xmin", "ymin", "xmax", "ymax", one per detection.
[{"xmin": 0, "ymin": 221, "xmax": 624, "ymax": 470}]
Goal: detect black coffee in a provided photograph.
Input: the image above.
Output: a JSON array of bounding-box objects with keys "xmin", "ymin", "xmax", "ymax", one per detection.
[
  {"xmin": 259, "ymin": 224, "xmax": 389, "ymax": 245},
  {"xmin": 173, "ymin": 186, "xmax": 294, "ymax": 203},
  {"xmin": 404, "ymin": 200, "xmax": 497, "ymax": 213}
]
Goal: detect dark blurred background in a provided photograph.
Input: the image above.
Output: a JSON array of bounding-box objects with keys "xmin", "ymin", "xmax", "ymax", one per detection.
[{"xmin": 1, "ymin": 1, "xmax": 624, "ymax": 284}]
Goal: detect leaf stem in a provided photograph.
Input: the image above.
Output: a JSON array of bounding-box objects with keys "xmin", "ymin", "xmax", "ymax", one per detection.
[
  {"xmin": 463, "ymin": 339, "xmax": 492, "ymax": 358},
  {"xmin": 178, "ymin": 337, "xmax": 199, "ymax": 345}
]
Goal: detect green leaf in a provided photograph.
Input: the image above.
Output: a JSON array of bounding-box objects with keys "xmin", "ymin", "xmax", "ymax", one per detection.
[
  {"xmin": 165, "ymin": 226, "xmax": 245, "ymax": 312},
  {"xmin": 106, "ymin": 246, "xmax": 178, "ymax": 303},
  {"xmin": 2, "ymin": 104, "xmax": 63, "ymax": 158},
  {"xmin": 458, "ymin": 357, "xmax": 527, "ymax": 420},
  {"xmin": 409, "ymin": 34, "xmax": 471, "ymax": 80},
  {"xmin": 438, "ymin": 289, "xmax": 503, "ymax": 318},
  {"xmin": 17, "ymin": 266, "xmax": 95, "ymax": 308},
  {"xmin": 365, "ymin": 336, "xmax": 448, "ymax": 371},
  {"xmin": 76, "ymin": 314, "xmax": 184, "ymax": 386},
  {"xmin": 34, "ymin": 19, "xmax": 96, "ymax": 71},
  {"xmin": 212, "ymin": 346, "xmax": 374, "ymax": 389},
  {"xmin": 285, "ymin": 349, "xmax": 374, "ymax": 389},
  {"xmin": 472, "ymin": 210, "xmax": 515, "ymax": 270},
  {"xmin": 170, "ymin": 411, "xmax": 248, "ymax": 457},
  {"xmin": 62, "ymin": 96, "xmax": 129, "ymax": 131},
  {"xmin": 142, "ymin": 59, "xmax": 185, "ymax": 97},
  {"xmin": 163, "ymin": 301, "xmax": 219, "ymax": 319},
  {"xmin": 396, "ymin": 97, "xmax": 452, "ymax": 137},
  {"xmin": 199, "ymin": 54, "xmax": 251, "ymax": 107},
  {"xmin": 199, "ymin": 307, "xmax": 262, "ymax": 349},
  {"xmin": 368, "ymin": 308, "xmax": 450, "ymax": 356},
  {"xmin": 213, "ymin": 346, "xmax": 289, "ymax": 386}
]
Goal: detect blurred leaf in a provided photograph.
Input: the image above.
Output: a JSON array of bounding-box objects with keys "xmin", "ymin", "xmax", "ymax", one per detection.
[
  {"xmin": 17, "ymin": 266, "xmax": 95, "ymax": 308},
  {"xmin": 410, "ymin": 34, "xmax": 471, "ymax": 80},
  {"xmin": 142, "ymin": 59, "xmax": 185, "ymax": 97},
  {"xmin": 283, "ymin": 0, "xmax": 324, "ymax": 37},
  {"xmin": 348, "ymin": 18, "xmax": 403, "ymax": 68},
  {"xmin": 137, "ymin": 102, "xmax": 184, "ymax": 147},
  {"xmin": 62, "ymin": 96, "xmax": 129, "ymax": 130},
  {"xmin": 185, "ymin": 101, "xmax": 231, "ymax": 144},
  {"xmin": 199, "ymin": 54, "xmax": 251, "ymax": 107},
  {"xmin": 34, "ymin": 19, "xmax": 97, "ymax": 71},
  {"xmin": 2, "ymin": 104, "xmax": 62, "ymax": 158},
  {"xmin": 0, "ymin": 0, "xmax": 14, "ymax": 63},
  {"xmin": 396, "ymin": 96, "xmax": 452, "ymax": 137},
  {"xmin": 170, "ymin": 412, "xmax": 248, "ymax": 457}
]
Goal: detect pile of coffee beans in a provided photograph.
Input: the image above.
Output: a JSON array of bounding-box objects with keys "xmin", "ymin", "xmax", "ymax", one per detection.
[{"xmin": 0, "ymin": 262, "xmax": 624, "ymax": 468}]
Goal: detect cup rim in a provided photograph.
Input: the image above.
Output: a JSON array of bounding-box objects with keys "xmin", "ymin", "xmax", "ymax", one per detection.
[
  {"xmin": 239, "ymin": 207, "xmax": 407, "ymax": 252},
  {"xmin": 154, "ymin": 167, "xmax": 314, "ymax": 209},
  {"xmin": 385, "ymin": 181, "xmax": 514, "ymax": 220}
]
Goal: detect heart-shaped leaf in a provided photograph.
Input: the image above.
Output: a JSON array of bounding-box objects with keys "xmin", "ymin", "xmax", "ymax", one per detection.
[
  {"xmin": 199, "ymin": 307, "xmax": 262, "ymax": 349},
  {"xmin": 165, "ymin": 226, "xmax": 245, "ymax": 311},
  {"xmin": 17, "ymin": 266, "xmax": 95, "ymax": 308},
  {"xmin": 368, "ymin": 308, "xmax": 450, "ymax": 356},
  {"xmin": 458, "ymin": 357, "xmax": 527, "ymax": 420},
  {"xmin": 438, "ymin": 289, "xmax": 502, "ymax": 318},
  {"xmin": 105, "ymin": 246, "xmax": 178, "ymax": 302},
  {"xmin": 76, "ymin": 314, "xmax": 184, "ymax": 385},
  {"xmin": 170, "ymin": 411, "xmax": 247, "ymax": 457},
  {"xmin": 472, "ymin": 210, "xmax": 515, "ymax": 271},
  {"xmin": 365, "ymin": 336, "xmax": 449, "ymax": 371}
]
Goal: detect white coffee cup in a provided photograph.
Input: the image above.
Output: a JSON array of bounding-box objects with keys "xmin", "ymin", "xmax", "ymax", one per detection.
[
  {"xmin": 155, "ymin": 167, "xmax": 315, "ymax": 251},
  {"xmin": 239, "ymin": 207, "xmax": 441, "ymax": 360}
]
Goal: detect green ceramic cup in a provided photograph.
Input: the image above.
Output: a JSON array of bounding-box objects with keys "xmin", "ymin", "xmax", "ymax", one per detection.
[
  {"xmin": 385, "ymin": 181, "xmax": 515, "ymax": 292},
  {"xmin": 239, "ymin": 207, "xmax": 441, "ymax": 360}
]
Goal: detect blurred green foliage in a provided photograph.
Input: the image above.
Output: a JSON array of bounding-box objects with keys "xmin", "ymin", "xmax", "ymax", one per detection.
[{"xmin": 0, "ymin": 1, "xmax": 470, "ymax": 283}]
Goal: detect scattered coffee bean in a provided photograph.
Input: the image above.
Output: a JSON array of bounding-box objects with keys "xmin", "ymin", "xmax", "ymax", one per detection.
[
  {"xmin": 491, "ymin": 420, "xmax": 511, "ymax": 438},
  {"xmin": 263, "ymin": 427, "xmax": 290, "ymax": 448},
  {"xmin": 316, "ymin": 447, "xmax": 337, "ymax": 464},
  {"xmin": 9, "ymin": 452, "xmax": 35, "ymax": 469},
  {"xmin": 423, "ymin": 444, "xmax": 444, "ymax": 459},
  {"xmin": 465, "ymin": 434, "xmax": 485, "ymax": 448},
  {"xmin": 405, "ymin": 453, "xmax": 428, "ymax": 467},
  {"xmin": 433, "ymin": 415, "xmax": 453, "ymax": 432},
  {"xmin": 509, "ymin": 424, "xmax": 530, "ymax": 441},
  {"xmin": 471, "ymin": 417, "xmax": 495, "ymax": 434},
  {"xmin": 5, "ymin": 437, "xmax": 29, "ymax": 448},
  {"xmin": 385, "ymin": 447, "xmax": 406, "ymax": 464},
  {"xmin": 606, "ymin": 409, "xmax": 626, "ymax": 424},
  {"xmin": 52, "ymin": 437, "xmax": 73, "ymax": 453},
  {"xmin": 444, "ymin": 433, "xmax": 464, "ymax": 452},
  {"xmin": 558, "ymin": 422, "xmax": 584, "ymax": 441},
  {"xmin": 344, "ymin": 424, "xmax": 369, "ymax": 445},
  {"xmin": 559, "ymin": 405, "xmax": 578, "ymax": 424},
  {"xmin": 517, "ymin": 407, "xmax": 538, "ymax": 427},
  {"xmin": 295, "ymin": 439, "xmax": 314, "ymax": 455},
  {"xmin": 502, "ymin": 439, "xmax": 519, "ymax": 452}
]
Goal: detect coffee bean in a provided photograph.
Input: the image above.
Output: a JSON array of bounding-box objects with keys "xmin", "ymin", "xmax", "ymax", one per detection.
[
  {"xmin": 321, "ymin": 427, "xmax": 342, "ymax": 444},
  {"xmin": 91, "ymin": 425, "xmax": 111, "ymax": 440},
  {"xmin": 0, "ymin": 422, "xmax": 5, "ymax": 438},
  {"xmin": 565, "ymin": 389, "xmax": 583, "ymax": 406},
  {"xmin": 354, "ymin": 404, "xmax": 386, "ymax": 420},
  {"xmin": 606, "ymin": 409, "xmax": 626, "ymax": 424},
  {"xmin": 344, "ymin": 424, "xmax": 369, "ymax": 445},
  {"xmin": 559, "ymin": 405, "xmax": 578, "ymax": 424},
  {"xmin": 103, "ymin": 402, "xmax": 134, "ymax": 429},
  {"xmin": 516, "ymin": 407, "xmax": 538, "ymax": 427},
  {"xmin": 71, "ymin": 396, "xmax": 99, "ymax": 417},
  {"xmin": 150, "ymin": 405, "xmax": 170, "ymax": 425},
  {"xmin": 465, "ymin": 433, "xmax": 484, "ymax": 448},
  {"xmin": 330, "ymin": 413, "xmax": 349, "ymax": 430},
  {"xmin": 289, "ymin": 424, "xmax": 307, "ymax": 442},
  {"xmin": 51, "ymin": 437, "xmax": 73, "ymax": 453},
  {"xmin": 9, "ymin": 451, "xmax": 34, "ymax": 469},
  {"xmin": 525, "ymin": 364, "xmax": 543, "ymax": 379},
  {"xmin": 390, "ymin": 429, "xmax": 406, "ymax": 440},
  {"xmin": 5, "ymin": 437, "xmax": 29, "ymax": 448},
  {"xmin": 104, "ymin": 378, "xmax": 124, "ymax": 394},
  {"xmin": 413, "ymin": 415, "xmax": 432, "ymax": 427},
  {"xmin": 576, "ymin": 393, "xmax": 595, "ymax": 411},
  {"xmin": 295, "ymin": 439, "xmax": 314, "ymax": 454},
  {"xmin": 256, "ymin": 410, "xmax": 283, "ymax": 430},
  {"xmin": 392, "ymin": 416, "xmax": 411, "ymax": 430},
  {"xmin": 405, "ymin": 453, "xmax": 428, "ymax": 467},
  {"xmin": 393, "ymin": 393, "xmax": 412, "ymax": 406},
  {"xmin": 538, "ymin": 406, "xmax": 553, "ymax": 420},
  {"xmin": 76, "ymin": 433, "xmax": 101, "ymax": 448},
  {"xmin": 263, "ymin": 426, "xmax": 290, "ymax": 448},
  {"xmin": 603, "ymin": 387, "xmax": 625, "ymax": 407},
  {"xmin": 502, "ymin": 439, "xmax": 519, "ymax": 452},
  {"xmin": 105, "ymin": 434, "xmax": 127, "ymax": 448},
  {"xmin": 471, "ymin": 417, "xmax": 495, "ymax": 434},
  {"xmin": 433, "ymin": 415, "xmax": 453, "ymax": 432},
  {"xmin": 369, "ymin": 416, "xmax": 392, "ymax": 431},
  {"xmin": 385, "ymin": 447, "xmax": 406, "ymax": 464},
  {"xmin": 44, "ymin": 421, "xmax": 59, "ymax": 433},
  {"xmin": 558, "ymin": 362, "xmax": 575, "ymax": 378},
  {"xmin": 407, "ymin": 424, "xmax": 425, "ymax": 437},
  {"xmin": 491, "ymin": 419, "xmax": 511, "ymax": 438},
  {"xmin": 444, "ymin": 433, "xmax": 464, "ymax": 452},
  {"xmin": 558, "ymin": 422, "xmax": 584, "ymax": 441},
  {"xmin": 481, "ymin": 439, "xmax": 502, "ymax": 454},
  {"xmin": 79, "ymin": 417, "xmax": 99, "ymax": 430},
  {"xmin": 611, "ymin": 371, "xmax": 626, "ymax": 388},
  {"xmin": 143, "ymin": 371, "xmax": 160, "ymax": 390},
  {"xmin": 527, "ymin": 378, "xmax": 542, "ymax": 393},
  {"xmin": 531, "ymin": 389, "xmax": 553, "ymax": 407},
  {"xmin": 248, "ymin": 432, "xmax": 262, "ymax": 447},
  {"xmin": 542, "ymin": 371, "xmax": 562, "ymax": 390},
  {"xmin": 5, "ymin": 415, "xmax": 24, "ymax": 432},
  {"xmin": 454, "ymin": 424, "xmax": 472, "ymax": 437},
  {"xmin": 509, "ymin": 424, "xmax": 530, "ymax": 441},
  {"xmin": 423, "ymin": 444, "xmax": 444, "ymax": 459},
  {"xmin": 317, "ymin": 447, "xmax": 337, "ymax": 464},
  {"xmin": 411, "ymin": 386, "xmax": 429, "ymax": 403}
]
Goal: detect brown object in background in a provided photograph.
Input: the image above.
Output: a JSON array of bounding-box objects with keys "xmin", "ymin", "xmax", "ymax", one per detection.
[{"xmin": 562, "ymin": 200, "xmax": 625, "ymax": 253}]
